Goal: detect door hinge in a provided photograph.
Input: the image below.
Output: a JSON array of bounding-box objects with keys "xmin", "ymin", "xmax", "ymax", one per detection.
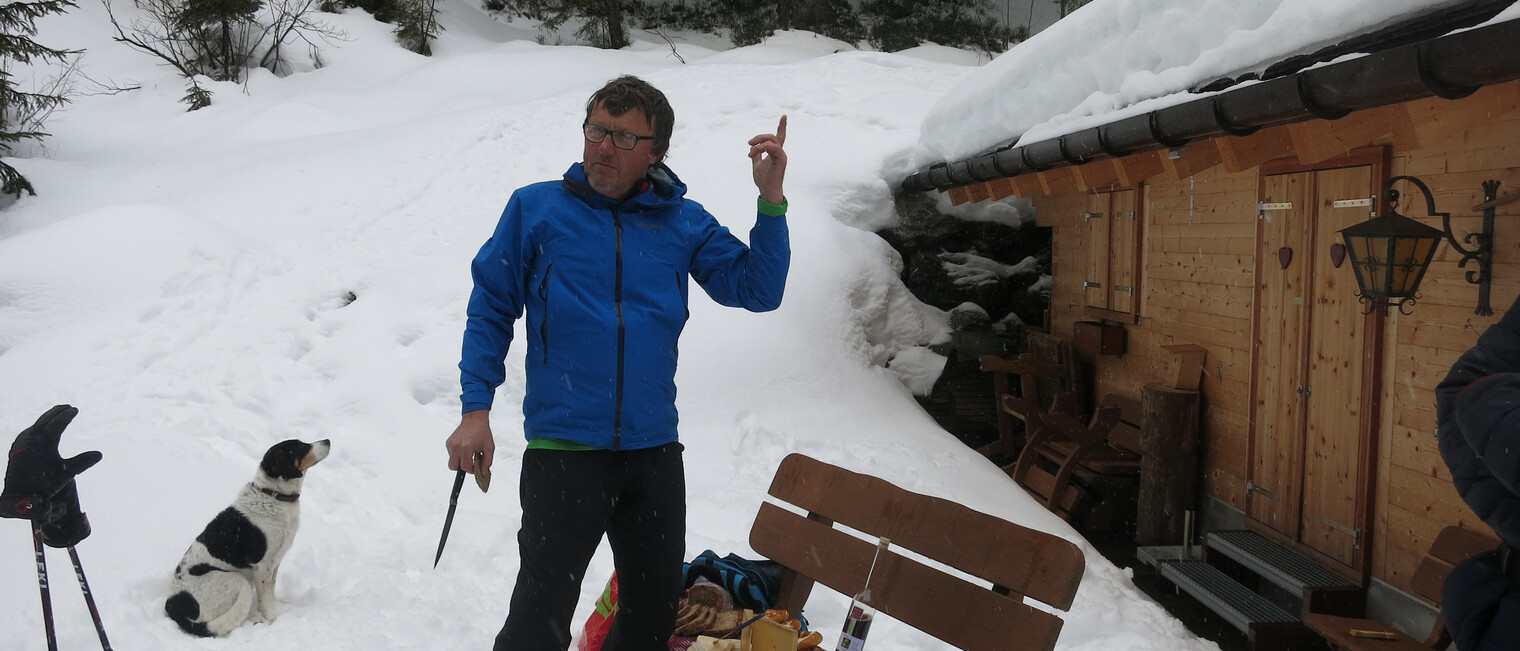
[
  {"xmin": 1084, "ymin": 212, "xmax": 1105, "ymax": 222},
  {"xmin": 1296, "ymin": 384, "xmax": 1312, "ymax": 397},
  {"xmin": 1114, "ymin": 285, "xmax": 1133, "ymax": 294},
  {"xmin": 1331, "ymin": 197, "xmax": 1374, "ymax": 209},
  {"xmin": 1084, "ymin": 281, "xmax": 1103, "ymax": 289},
  {"xmin": 1320, "ymin": 516, "xmax": 1364, "ymax": 549},
  {"xmin": 1115, "ymin": 210, "xmax": 1136, "ymax": 218},
  {"xmin": 1246, "ymin": 480, "xmax": 1281, "ymax": 502}
]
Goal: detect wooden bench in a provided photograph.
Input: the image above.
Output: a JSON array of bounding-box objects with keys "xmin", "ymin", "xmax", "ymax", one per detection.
[
  {"xmin": 1304, "ymin": 525, "xmax": 1499, "ymax": 651},
  {"xmin": 1008, "ymin": 393, "xmax": 1142, "ymax": 528},
  {"xmin": 748, "ymin": 453, "xmax": 1086, "ymax": 651}
]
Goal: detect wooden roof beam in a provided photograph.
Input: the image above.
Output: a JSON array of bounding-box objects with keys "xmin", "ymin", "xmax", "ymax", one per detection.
[
  {"xmin": 1073, "ymin": 159, "xmax": 1121, "ymax": 192},
  {"xmin": 947, "ymin": 185, "xmax": 974, "ymax": 205},
  {"xmin": 1115, "ymin": 152, "xmax": 1166, "ymax": 187},
  {"xmin": 966, "ymin": 181, "xmax": 991, "ymax": 203},
  {"xmin": 1012, "ymin": 173, "xmax": 1045, "ymax": 198},
  {"xmin": 986, "ymin": 177, "xmax": 1019, "ymax": 202},
  {"xmin": 1287, "ymin": 104, "xmax": 1415, "ymax": 164},
  {"xmin": 1038, "ymin": 166, "xmax": 1077, "ymax": 195},
  {"xmin": 1406, "ymin": 79, "xmax": 1520, "ymax": 149},
  {"xmin": 1161, "ymin": 139, "xmax": 1223, "ymax": 180},
  {"xmin": 1217, "ymin": 126, "xmax": 1296, "ymax": 173}
]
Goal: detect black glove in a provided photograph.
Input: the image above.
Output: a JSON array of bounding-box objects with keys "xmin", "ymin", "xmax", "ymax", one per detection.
[{"xmin": 1, "ymin": 405, "xmax": 103, "ymax": 547}]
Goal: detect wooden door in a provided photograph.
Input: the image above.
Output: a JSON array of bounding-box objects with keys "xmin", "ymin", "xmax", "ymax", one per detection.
[
  {"xmin": 1083, "ymin": 189, "xmax": 1138, "ymax": 312},
  {"xmin": 1249, "ymin": 173, "xmax": 1312, "ymax": 535},
  {"xmin": 1085, "ymin": 193, "xmax": 1111, "ymax": 309},
  {"xmin": 1110, "ymin": 190, "xmax": 1137, "ymax": 314},
  {"xmin": 1249, "ymin": 163, "xmax": 1380, "ymax": 576},
  {"xmin": 1299, "ymin": 166, "xmax": 1375, "ymax": 567}
]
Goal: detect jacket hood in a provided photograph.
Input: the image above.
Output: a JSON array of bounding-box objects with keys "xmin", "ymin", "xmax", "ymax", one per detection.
[{"xmin": 562, "ymin": 162, "xmax": 689, "ymax": 210}]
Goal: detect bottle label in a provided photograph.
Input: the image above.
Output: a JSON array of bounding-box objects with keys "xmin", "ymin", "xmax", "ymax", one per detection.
[{"xmin": 838, "ymin": 610, "xmax": 872, "ymax": 650}]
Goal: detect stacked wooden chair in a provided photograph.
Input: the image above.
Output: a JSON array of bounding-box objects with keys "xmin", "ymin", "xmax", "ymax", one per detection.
[{"xmin": 978, "ymin": 334, "xmax": 1141, "ymax": 528}]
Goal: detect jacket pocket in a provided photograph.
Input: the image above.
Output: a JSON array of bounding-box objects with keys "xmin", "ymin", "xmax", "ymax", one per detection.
[
  {"xmin": 676, "ymin": 271, "xmax": 689, "ymax": 320},
  {"xmin": 538, "ymin": 264, "xmax": 553, "ymax": 364}
]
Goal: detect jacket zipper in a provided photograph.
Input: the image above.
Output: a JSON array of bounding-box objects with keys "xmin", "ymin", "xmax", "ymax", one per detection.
[
  {"xmin": 613, "ymin": 209, "xmax": 625, "ymax": 451},
  {"xmin": 539, "ymin": 264, "xmax": 552, "ymax": 364}
]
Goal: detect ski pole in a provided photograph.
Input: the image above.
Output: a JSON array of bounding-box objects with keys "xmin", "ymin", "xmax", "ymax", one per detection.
[
  {"xmin": 68, "ymin": 546, "xmax": 112, "ymax": 650},
  {"xmin": 32, "ymin": 528, "xmax": 58, "ymax": 651}
]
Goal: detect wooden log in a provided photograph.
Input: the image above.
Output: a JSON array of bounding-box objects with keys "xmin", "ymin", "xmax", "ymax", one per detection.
[{"xmin": 1136, "ymin": 384, "xmax": 1201, "ymax": 545}]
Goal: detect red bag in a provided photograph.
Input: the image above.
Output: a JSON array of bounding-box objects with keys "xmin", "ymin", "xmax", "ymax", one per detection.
[{"xmin": 577, "ymin": 573, "xmax": 619, "ymax": 651}]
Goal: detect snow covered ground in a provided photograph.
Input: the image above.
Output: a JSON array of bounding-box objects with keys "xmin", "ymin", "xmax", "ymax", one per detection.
[{"xmin": 0, "ymin": 2, "xmax": 1219, "ymax": 649}]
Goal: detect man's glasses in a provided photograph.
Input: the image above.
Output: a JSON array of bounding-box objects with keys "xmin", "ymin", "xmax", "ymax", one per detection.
[{"xmin": 583, "ymin": 123, "xmax": 655, "ymax": 151}]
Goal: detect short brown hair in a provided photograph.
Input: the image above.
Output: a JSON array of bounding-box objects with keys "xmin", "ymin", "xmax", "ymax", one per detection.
[{"xmin": 586, "ymin": 76, "xmax": 674, "ymax": 159}]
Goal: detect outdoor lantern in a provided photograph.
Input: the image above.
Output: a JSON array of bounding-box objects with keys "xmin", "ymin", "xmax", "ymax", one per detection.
[
  {"xmin": 1339, "ymin": 181, "xmax": 1444, "ymax": 316},
  {"xmin": 1339, "ymin": 176, "xmax": 1511, "ymax": 316}
]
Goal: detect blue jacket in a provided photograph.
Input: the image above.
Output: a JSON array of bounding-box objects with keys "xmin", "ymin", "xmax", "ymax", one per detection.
[
  {"xmin": 1435, "ymin": 293, "xmax": 1520, "ymax": 651},
  {"xmin": 459, "ymin": 163, "xmax": 789, "ymax": 450}
]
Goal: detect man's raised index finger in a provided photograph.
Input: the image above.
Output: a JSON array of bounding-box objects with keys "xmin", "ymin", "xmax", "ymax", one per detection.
[{"xmin": 776, "ymin": 115, "xmax": 788, "ymax": 146}]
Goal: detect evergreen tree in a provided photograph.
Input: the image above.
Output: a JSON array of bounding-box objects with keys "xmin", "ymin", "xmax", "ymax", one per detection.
[
  {"xmin": 323, "ymin": 0, "xmax": 403, "ymax": 24},
  {"xmin": 861, "ymin": 0, "xmax": 1022, "ymax": 54},
  {"xmin": 499, "ymin": 0, "xmax": 630, "ymax": 49},
  {"xmin": 778, "ymin": 0, "xmax": 863, "ymax": 45},
  {"xmin": 394, "ymin": 0, "xmax": 441, "ymax": 55},
  {"xmin": 0, "ymin": 0, "xmax": 80, "ymax": 197},
  {"xmin": 1056, "ymin": 0, "xmax": 1092, "ymax": 18},
  {"xmin": 718, "ymin": 0, "xmax": 775, "ymax": 47},
  {"xmin": 175, "ymin": 0, "xmax": 262, "ymax": 81}
]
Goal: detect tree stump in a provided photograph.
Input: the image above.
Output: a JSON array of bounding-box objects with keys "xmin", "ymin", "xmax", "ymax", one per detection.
[{"xmin": 1137, "ymin": 384, "xmax": 1201, "ymax": 546}]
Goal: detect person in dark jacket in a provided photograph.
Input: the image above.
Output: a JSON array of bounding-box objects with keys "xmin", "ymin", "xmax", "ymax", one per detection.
[
  {"xmin": 1435, "ymin": 292, "xmax": 1520, "ymax": 651},
  {"xmin": 445, "ymin": 76, "xmax": 789, "ymax": 651}
]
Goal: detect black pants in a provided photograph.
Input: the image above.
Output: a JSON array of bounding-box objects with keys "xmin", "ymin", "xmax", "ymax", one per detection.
[{"xmin": 494, "ymin": 443, "xmax": 686, "ymax": 651}]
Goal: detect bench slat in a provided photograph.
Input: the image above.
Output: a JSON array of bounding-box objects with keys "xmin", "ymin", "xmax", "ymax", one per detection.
[
  {"xmin": 750, "ymin": 502, "xmax": 1066, "ymax": 651},
  {"xmin": 760, "ymin": 453, "xmax": 1085, "ymax": 611}
]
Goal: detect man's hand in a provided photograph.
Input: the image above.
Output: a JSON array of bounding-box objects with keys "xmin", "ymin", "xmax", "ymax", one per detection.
[
  {"xmin": 446, "ymin": 409, "xmax": 494, "ymax": 476},
  {"xmin": 749, "ymin": 115, "xmax": 788, "ymax": 205}
]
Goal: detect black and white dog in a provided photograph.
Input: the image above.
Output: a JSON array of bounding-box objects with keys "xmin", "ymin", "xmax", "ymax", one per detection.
[{"xmin": 165, "ymin": 439, "xmax": 330, "ymax": 637}]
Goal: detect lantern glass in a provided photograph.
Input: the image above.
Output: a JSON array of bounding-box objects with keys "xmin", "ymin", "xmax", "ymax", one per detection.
[
  {"xmin": 1338, "ymin": 210, "xmax": 1445, "ymax": 304},
  {"xmin": 1392, "ymin": 235, "xmax": 1439, "ymax": 295}
]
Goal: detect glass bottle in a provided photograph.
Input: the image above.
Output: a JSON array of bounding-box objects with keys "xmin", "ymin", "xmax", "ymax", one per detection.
[{"xmin": 837, "ymin": 537, "xmax": 889, "ymax": 651}]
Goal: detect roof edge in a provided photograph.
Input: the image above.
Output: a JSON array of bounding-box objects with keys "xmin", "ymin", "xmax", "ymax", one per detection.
[{"xmin": 902, "ymin": 15, "xmax": 1520, "ymax": 195}]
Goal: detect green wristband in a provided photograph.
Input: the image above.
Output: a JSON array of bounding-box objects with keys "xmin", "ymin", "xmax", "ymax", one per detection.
[{"xmin": 757, "ymin": 196, "xmax": 788, "ymax": 217}]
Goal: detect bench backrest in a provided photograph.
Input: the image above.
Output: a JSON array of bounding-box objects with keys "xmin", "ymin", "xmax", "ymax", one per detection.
[
  {"xmin": 1098, "ymin": 393, "xmax": 1143, "ymax": 454},
  {"xmin": 748, "ymin": 453, "xmax": 1086, "ymax": 651},
  {"xmin": 1026, "ymin": 332, "xmax": 1088, "ymax": 418},
  {"xmin": 1412, "ymin": 525, "xmax": 1499, "ymax": 605}
]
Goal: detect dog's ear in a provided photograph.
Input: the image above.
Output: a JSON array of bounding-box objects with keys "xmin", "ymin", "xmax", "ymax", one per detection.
[{"xmin": 260, "ymin": 440, "xmax": 312, "ymax": 480}]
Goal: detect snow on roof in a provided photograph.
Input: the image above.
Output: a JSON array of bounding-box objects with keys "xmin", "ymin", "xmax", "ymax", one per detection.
[{"xmin": 912, "ymin": 0, "xmax": 1490, "ymax": 168}]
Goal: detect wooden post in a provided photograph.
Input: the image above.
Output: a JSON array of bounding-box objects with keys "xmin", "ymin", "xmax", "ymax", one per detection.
[{"xmin": 1136, "ymin": 384, "xmax": 1201, "ymax": 545}]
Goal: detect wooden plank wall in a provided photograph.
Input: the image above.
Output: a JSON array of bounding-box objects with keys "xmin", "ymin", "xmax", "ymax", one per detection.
[
  {"xmin": 1377, "ymin": 111, "xmax": 1520, "ymax": 589},
  {"xmin": 1039, "ymin": 166, "xmax": 1258, "ymax": 515},
  {"xmin": 1032, "ymin": 94, "xmax": 1520, "ymax": 595}
]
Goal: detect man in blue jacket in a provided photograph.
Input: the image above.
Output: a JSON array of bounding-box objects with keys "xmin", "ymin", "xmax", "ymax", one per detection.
[
  {"xmin": 1436, "ymin": 292, "xmax": 1520, "ymax": 651},
  {"xmin": 446, "ymin": 76, "xmax": 789, "ymax": 651}
]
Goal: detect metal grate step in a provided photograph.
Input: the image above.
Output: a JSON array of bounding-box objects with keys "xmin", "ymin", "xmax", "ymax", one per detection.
[
  {"xmin": 1160, "ymin": 560, "xmax": 1298, "ymax": 635},
  {"xmin": 1207, "ymin": 530, "xmax": 1356, "ymax": 596}
]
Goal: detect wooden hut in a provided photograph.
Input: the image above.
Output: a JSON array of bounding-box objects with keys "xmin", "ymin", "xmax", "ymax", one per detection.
[{"xmin": 904, "ymin": 2, "xmax": 1520, "ymax": 646}]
